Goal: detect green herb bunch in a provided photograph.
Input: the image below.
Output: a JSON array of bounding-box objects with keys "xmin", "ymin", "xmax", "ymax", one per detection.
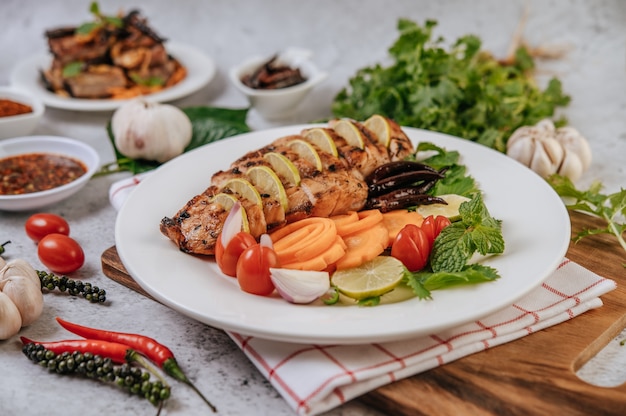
[{"xmin": 332, "ymin": 19, "xmax": 571, "ymax": 152}]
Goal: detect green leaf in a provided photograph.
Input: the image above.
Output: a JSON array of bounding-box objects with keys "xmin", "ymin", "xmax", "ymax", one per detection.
[
  {"xmin": 129, "ymin": 73, "xmax": 165, "ymax": 87},
  {"xmin": 62, "ymin": 62, "xmax": 84, "ymax": 78},
  {"xmin": 405, "ymin": 264, "xmax": 500, "ymax": 299},
  {"xmin": 75, "ymin": 22, "xmax": 100, "ymax": 35}
]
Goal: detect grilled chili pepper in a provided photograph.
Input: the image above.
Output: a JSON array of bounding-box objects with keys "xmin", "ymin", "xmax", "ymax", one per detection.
[
  {"xmin": 367, "ymin": 170, "xmax": 444, "ymax": 197},
  {"xmin": 365, "ymin": 161, "xmax": 440, "ymax": 184},
  {"xmin": 56, "ymin": 317, "xmax": 217, "ymax": 413}
]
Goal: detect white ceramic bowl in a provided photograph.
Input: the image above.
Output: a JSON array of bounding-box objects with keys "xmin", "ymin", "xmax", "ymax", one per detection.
[
  {"xmin": 230, "ymin": 48, "xmax": 328, "ymax": 120},
  {"xmin": 0, "ymin": 135, "xmax": 100, "ymax": 211},
  {"xmin": 0, "ymin": 87, "xmax": 45, "ymax": 140}
]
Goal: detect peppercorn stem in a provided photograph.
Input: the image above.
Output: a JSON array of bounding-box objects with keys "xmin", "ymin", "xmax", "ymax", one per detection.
[
  {"xmin": 0, "ymin": 240, "xmax": 10, "ymax": 255},
  {"xmin": 163, "ymin": 358, "xmax": 217, "ymax": 412}
]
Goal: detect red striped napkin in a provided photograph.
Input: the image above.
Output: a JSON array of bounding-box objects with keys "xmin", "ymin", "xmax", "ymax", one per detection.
[{"xmin": 110, "ymin": 175, "xmax": 616, "ymax": 416}]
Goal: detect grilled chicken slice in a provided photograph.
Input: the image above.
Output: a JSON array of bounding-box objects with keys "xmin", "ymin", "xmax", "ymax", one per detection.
[{"xmin": 160, "ymin": 117, "xmax": 414, "ymax": 255}]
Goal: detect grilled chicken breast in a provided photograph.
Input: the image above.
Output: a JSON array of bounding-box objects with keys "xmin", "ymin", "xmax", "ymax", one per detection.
[{"xmin": 160, "ymin": 117, "xmax": 414, "ymax": 255}]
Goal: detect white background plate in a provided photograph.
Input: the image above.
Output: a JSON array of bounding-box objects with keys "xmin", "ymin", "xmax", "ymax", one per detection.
[
  {"xmin": 115, "ymin": 126, "xmax": 571, "ymax": 345},
  {"xmin": 10, "ymin": 42, "xmax": 216, "ymax": 111}
]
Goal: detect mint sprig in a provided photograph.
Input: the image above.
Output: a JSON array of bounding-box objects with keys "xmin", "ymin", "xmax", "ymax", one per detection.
[
  {"xmin": 430, "ymin": 193, "xmax": 504, "ymax": 273},
  {"xmin": 406, "ymin": 264, "xmax": 500, "ymax": 300}
]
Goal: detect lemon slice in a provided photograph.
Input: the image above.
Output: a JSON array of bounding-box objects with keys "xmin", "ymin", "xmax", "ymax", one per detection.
[
  {"xmin": 210, "ymin": 193, "xmax": 250, "ymax": 232},
  {"xmin": 288, "ymin": 139, "xmax": 323, "ymax": 171},
  {"xmin": 301, "ymin": 128, "xmax": 339, "ymax": 157},
  {"xmin": 331, "ymin": 119, "xmax": 365, "ymax": 149},
  {"xmin": 222, "ymin": 178, "xmax": 263, "ymax": 207},
  {"xmin": 416, "ymin": 194, "xmax": 471, "ymax": 221},
  {"xmin": 330, "ymin": 256, "xmax": 406, "ymax": 300},
  {"xmin": 246, "ymin": 165, "xmax": 289, "ymax": 211},
  {"xmin": 263, "ymin": 152, "xmax": 301, "ymax": 186},
  {"xmin": 364, "ymin": 114, "xmax": 392, "ymax": 148}
]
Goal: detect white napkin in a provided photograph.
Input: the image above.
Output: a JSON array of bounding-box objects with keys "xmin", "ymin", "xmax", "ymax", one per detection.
[{"xmin": 110, "ymin": 175, "xmax": 616, "ymax": 416}]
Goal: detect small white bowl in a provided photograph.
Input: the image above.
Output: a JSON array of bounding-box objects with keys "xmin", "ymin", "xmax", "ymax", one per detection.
[
  {"xmin": 230, "ymin": 48, "xmax": 328, "ymax": 120},
  {"xmin": 0, "ymin": 87, "xmax": 45, "ymax": 140},
  {"xmin": 0, "ymin": 135, "xmax": 100, "ymax": 211}
]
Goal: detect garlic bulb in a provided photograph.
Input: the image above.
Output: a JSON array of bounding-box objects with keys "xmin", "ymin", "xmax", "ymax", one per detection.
[
  {"xmin": 0, "ymin": 258, "xmax": 44, "ymax": 339},
  {"xmin": 506, "ymin": 119, "xmax": 592, "ymax": 182},
  {"xmin": 112, "ymin": 99, "xmax": 193, "ymax": 163},
  {"xmin": 270, "ymin": 268, "xmax": 330, "ymax": 304}
]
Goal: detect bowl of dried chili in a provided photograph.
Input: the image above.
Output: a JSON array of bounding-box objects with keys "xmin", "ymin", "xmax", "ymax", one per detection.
[
  {"xmin": 0, "ymin": 135, "xmax": 99, "ymax": 211},
  {"xmin": 229, "ymin": 47, "xmax": 328, "ymax": 120},
  {"xmin": 0, "ymin": 87, "xmax": 45, "ymax": 140}
]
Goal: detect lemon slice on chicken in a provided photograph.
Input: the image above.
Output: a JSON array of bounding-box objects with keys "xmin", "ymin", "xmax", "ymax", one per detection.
[
  {"xmin": 222, "ymin": 178, "xmax": 263, "ymax": 207},
  {"xmin": 301, "ymin": 128, "xmax": 339, "ymax": 157},
  {"xmin": 263, "ymin": 152, "xmax": 301, "ymax": 186},
  {"xmin": 210, "ymin": 192, "xmax": 250, "ymax": 232},
  {"xmin": 288, "ymin": 139, "xmax": 323, "ymax": 171},
  {"xmin": 331, "ymin": 119, "xmax": 366, "ymax": 149},
  {"xmin": 364, "ymin": 114, "xmax": 392, "ymax": 148},
  {"xmin": 247, "ymin": 165, "xmax": 289, "ymax": 211}
]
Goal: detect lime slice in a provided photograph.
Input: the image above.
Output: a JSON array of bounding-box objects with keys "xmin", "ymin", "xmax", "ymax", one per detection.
[
  {"xmin": 301, "ymin": 128, "xmax": 339, "ymax": 157},
  {"xmin": 222, "ymin": 178, "xmax": 263, "ymax": 207},
  {"xmin": 210, "ymin": 193, "xmax": 250, "ymax": 232},
  {"xmin": 263, "ymin": 152, "xmax": 301, "ymax": 186},
  {"xmin": 246, "ymin": 165, "xmax": 289, "ymax": 211},
  {"xmin": 416, "ymin": 194, "xmax": 471, "ymax": 221},
  {"xmin": 364, "ymin": 114, "xmax": 392, "ymax": 147},
  {"xmin": 330, "ymin": 256, "xmax": 406, "ymax": 300},
  {"xmin": 288, "ymin": 139, "xmax": 323, "ymax": 171},
  {"xmin": 331, "ymin": 119, "xmax": 365, "ymax": 149}
]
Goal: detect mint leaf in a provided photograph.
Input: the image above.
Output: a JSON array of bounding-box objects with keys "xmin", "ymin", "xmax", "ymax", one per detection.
[
  {"xmin": 405, "ymin": 264, "xmax": 501, "ymax": 299},
  {"xmin": 430, "ymin": 193, "xmax": 504, "ymax": 272}
]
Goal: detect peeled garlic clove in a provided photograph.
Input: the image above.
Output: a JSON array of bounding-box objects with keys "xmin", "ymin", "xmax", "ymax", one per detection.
[
  {"xmin": 270, "ymin": 268, "xmax": 330, "ymax": 304},
  {"xmin": 555, "ymin": 126, "xmax": 592, "ymax": 171},
  {"xmin": 1, "ymin": 275, "xmax": 43, "ymax": 326},
  {"xmin": 557, "ymin": 149, "xmax": 584, "ymax": 183},
  {"xmin": 0, "ymin": 291, "xmax": 22, "ymax": 340},
  {"xmin": 0, "ymin": 259, "xmax": 40, "ymax": 288}
]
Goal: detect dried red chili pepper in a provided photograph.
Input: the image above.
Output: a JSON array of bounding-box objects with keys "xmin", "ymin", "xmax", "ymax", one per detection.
[
  {"xmin": 55, "ymin": 317, "xmax": 216, "ymax": 412},
  {"xmin": 20, "ymin": 336, "xmax": 131, "ymax": 363}
]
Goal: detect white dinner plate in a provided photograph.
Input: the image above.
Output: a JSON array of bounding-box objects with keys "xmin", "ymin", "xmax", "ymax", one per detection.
[
  {"xmin": 10, "ymin": 42, "xmax": 216, "ymax": 112},
  {"xmin": 115, "ymin": 126, "xmax": 571, "ymax": 345}
]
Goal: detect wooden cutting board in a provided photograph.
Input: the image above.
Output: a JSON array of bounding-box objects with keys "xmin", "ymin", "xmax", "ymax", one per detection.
[{"xmin": 101, "ymin": 210, "xmax": 626, "ymax": 415}]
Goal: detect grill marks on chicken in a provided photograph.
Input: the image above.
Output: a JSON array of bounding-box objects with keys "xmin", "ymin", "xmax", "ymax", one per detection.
[{"xmin": 160, "ymin": 118, "xmax": 415, "ymax": 255}]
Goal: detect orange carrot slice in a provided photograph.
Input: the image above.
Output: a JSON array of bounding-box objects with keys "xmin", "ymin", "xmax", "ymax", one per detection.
[
  {"xmin": 381, "ymin": 209, "xmax": 424, "ymax": 247},
  {"xmin": 335, "ymin": 209, "xmax": 384, "ymax": 237},
  {"xmin": 282, "ymin": 236, "xmax": 347, "ymax": 271},
  {"xmin": 334, "ymin": 222, "xmax": 389, "ymax": 270}
]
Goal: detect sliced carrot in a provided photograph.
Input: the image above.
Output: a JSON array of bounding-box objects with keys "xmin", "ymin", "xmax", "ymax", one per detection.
[
  {"xmin": 334, "ymin": 222, "xmax": 389, "ymax": 270},
  {"xmin": 381, "ymin": 209, "xmax": 424, "ymax": 247},
  {"xmin": 273, "ymin": 219, "xmax": 336, "ymax": 263},
  {"xmin": 334, "ymin": 209, "xmax": 384, "ymax": 237},
  {"xmin": 282, "ymin": 236, "xmax": 347, "ymax": 271},
  {"xmin": 330, "ymin": 211, "xmax": 359, "ymax": 232}
]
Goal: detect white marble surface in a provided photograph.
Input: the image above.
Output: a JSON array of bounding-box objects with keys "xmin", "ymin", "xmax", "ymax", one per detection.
[{"xmin": 1, "ymin": 0, "xmax": 625, "ymax": 415}]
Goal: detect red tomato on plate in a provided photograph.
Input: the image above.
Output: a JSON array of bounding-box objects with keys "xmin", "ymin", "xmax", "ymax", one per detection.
[
  {"xmin": 25, "ymin": 213, "xmax": 70, "ymax": 242},
  {"xmin": 391, "ymin": 224, "xmax": 431, "ymax": 272},
  {"xmin": 37, "ymin": 233, "xmax": 84, "ymax": 274},
  {"xmin": 236, "ymin": 244, "xmax": 279, "ymax": 296},
  {"xmin": 215, "ymin": 231, "xmax": 257, "ymax": 277},
  {"xmin": 420, "ymin": 215, "xmax": 452, "ymax": 245}
]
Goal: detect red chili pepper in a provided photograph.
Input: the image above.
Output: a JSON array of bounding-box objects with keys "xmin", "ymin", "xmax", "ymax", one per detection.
[
  {"xmin": 56, "ymin": 317, "xmax": 216, "ymax": 412},
  {"xmin": 20, "ymin": 336, "xmax": 131, "ymax": 364}
]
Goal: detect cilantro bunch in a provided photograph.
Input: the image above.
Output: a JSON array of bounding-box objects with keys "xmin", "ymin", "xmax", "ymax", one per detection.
[{"xmin": 332, "ymin": 19, "xmax": 570, "ymax": 152}]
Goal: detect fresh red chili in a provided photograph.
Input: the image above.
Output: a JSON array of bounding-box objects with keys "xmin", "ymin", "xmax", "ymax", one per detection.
[
  {"xmin": 56, "ymin": 317, "xmax": 216, "ymax": 412},
  {"xmin": 20, "ymin": 336, "xmax": 131, "ymax": 364}
]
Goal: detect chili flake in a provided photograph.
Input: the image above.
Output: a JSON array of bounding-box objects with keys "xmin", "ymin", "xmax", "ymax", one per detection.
[
  {"xmin": 0, "ymin": 153, "xmax": 87, "ymax": 195},
  {"xmin": 0, "ymin": 99, "xmax": 33, "ymax": 118}
]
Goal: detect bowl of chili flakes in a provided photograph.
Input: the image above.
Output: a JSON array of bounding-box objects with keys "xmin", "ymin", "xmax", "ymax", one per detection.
[
  {"xmin": 0, "ymin": 87, "xmax": 45, "ymax": 140},
  {"xmin": 0, "ymin": 135, "xmax": 99, "ymax": 211}
]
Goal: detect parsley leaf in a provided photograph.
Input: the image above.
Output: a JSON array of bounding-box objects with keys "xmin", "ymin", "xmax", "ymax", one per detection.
[
  {"xmin": 548, "ymin": 174, "xmax": 626, "ymax": 254},
  {"xmin": 430, "ymin": 193, "xmax": 504, "ymax": 272},
  {"xmin": 332, "ymin": 19, "xmax": 570, "ymax": 152}
]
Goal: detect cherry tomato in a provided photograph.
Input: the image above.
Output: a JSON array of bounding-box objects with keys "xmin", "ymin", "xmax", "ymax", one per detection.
[
  {"xmin": 391, "ymin": 224, "xmax": 431, "ymax": 272},
  {"xmin": 25, "ymin": 213, "xmax": 70, "ymax": 242},
  {"xmin": 420, "ymin": 215, "xmax": 452, "ymax": 245},
  {"xmin": 37, "ymin": 234, "xmax": 85, "ymax": 274},
  {"xmin": 215, "ymin": 232, "xmax": 257, "ymax": 277},
  {"xmin": 236, "ymin": 244, "xmax": 279, "ymax": 296}
]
